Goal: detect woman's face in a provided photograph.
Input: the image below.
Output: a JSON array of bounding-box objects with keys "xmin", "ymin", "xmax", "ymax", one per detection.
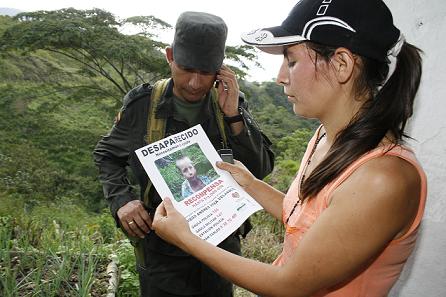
[{"xmin": 276, "ymin": 43, "xmax": 337, "ymax": 119}]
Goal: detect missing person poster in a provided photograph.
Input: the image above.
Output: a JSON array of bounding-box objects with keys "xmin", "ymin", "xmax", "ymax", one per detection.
[{"xmin": 135, "ymin": 124, "xmax": 262, "ymax": 246}]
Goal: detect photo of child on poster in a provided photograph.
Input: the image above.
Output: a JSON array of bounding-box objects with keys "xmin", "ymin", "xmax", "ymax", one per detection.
[{"xmin": 154, "ymin": 143, "xmax": 219, "ymax": 202}]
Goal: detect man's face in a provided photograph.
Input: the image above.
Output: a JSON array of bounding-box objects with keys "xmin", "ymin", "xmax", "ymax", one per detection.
[
  {"xmin": 166, "ymin": 47, "xmax": 217, "ymax": 103},
  {"xmin": 170, "ymin": 63, "xmax": 216, "ymax": 103},
  {"xmin": 177, "ymin": 158, "xmax": 197, "ymax": 180}
]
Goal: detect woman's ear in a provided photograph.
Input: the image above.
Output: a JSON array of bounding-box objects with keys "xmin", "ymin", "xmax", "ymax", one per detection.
[
  {"xmin": 331, "ymin": 47, "xmax": 356, "ymax": 84},
  {"xmin": 165, "ymin": 47, "xmax": 174, "ymax": 64}
]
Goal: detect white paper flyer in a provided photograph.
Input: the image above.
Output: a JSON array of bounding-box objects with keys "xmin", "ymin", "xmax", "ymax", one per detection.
[{"xmin": 135, "ymin": 124, "xmax": 262, "ymax": 246}]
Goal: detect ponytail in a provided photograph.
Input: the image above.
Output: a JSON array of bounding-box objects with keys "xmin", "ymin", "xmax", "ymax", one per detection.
[
  {"xmin": 376, "ymin": 42, "xmax": 423, "ymax": 139},
  {"xmin": 301, "ymin": 42, "xmax": 423, "ymax": 200}
]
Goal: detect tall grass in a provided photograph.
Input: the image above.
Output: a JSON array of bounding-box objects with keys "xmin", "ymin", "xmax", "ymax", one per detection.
[
  {"xmin": 0, "ymin": 196, "xmax": 282, "ymax": 297},
  {"xmin": 0, "ymin": 197, "xmax": 136, "ymax": 296},
  {"xmin": 235, "ymin": 210, "xmax": 283, "ymax": 296}
]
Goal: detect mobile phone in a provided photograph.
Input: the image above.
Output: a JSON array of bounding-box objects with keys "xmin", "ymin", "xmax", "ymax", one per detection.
[
  {"xmin": 214, "ymin": 80, "xmax": 220, "ymax": 89},
  {"xmin": 218, "ymin": 149, "xmax": 234, "ymax": 164}
]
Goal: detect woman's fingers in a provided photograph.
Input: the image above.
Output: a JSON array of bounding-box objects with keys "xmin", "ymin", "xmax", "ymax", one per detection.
[
  {"xmin": 216, "ymin": 160, "xmax": 255, "ymax": 188},
  {"xmin": 163, "ymin": 197, "xmax": 174, "ymax": 212},
  {"xmin": 216, "ymin": 159, "xmax": 243, "ymax": 172},
  {"xmin": 154, "ymin": 199, "xmax": 167, "ymax": 221}
]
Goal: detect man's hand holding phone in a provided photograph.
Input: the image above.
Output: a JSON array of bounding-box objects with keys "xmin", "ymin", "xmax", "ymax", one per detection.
[
  {"xmin": 216, "ymin": 65, "xmax": 239, "ymax": 117},
  {"xmin": 216, "ymin": 65, "xmax": 244, "ymax": 135}
]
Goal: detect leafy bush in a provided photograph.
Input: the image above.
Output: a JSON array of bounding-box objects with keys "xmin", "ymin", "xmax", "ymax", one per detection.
[{"xmin": 114, "ymin": 240, "xmax": 140, "ymax": 296}]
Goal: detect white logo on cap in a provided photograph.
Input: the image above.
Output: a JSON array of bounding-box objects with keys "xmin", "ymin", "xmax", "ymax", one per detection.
[
  {"xmin": 255, "ymin": 32, "xmax": 268, "ymax": 42},
  {"xmin": 302, "ymin": 16, "xmax": 356, "ymax": 39}
]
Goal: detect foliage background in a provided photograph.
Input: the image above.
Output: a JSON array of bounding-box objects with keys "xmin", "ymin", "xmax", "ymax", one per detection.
[{"xmin": 0, "ymin": 9, "xmax": 318, "ymax": 296}]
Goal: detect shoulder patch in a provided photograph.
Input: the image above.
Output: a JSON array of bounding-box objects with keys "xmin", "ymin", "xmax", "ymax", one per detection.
[{"xmin": 114, "ymin": 110, "xmax": 122, "ymax": 124}]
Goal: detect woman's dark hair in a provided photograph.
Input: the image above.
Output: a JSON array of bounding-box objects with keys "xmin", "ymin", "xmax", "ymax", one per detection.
[{"xmin": 300, "ymin": 41, "xmax": 423, "ymax": 200}]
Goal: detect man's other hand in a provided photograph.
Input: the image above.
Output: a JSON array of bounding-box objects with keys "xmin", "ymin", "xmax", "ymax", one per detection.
[{"xmin": 117, "ymin": 200, "xmax": 152, "ymax": 238}]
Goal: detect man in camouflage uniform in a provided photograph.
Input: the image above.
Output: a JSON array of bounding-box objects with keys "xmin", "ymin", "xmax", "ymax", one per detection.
[{"xmin": 94, "ymin": 11, "xmax": 274, "ymax": 297}]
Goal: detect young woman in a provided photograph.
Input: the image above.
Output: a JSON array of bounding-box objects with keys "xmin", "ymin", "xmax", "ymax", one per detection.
[{"xmin": 152, "ymin": 0, "xmax": 427, "ymax": 296}]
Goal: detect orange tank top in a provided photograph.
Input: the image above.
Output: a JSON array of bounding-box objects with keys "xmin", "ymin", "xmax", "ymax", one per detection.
[{"xmin": 273, "ymin": 128, "xmax": 427, "ymax": 297}]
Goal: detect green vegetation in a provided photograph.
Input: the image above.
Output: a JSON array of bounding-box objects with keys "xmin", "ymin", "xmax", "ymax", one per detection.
[
  {"xmin": 0, "ymin": 198, "xmax": 140, "ymax": 296},
  {"xmin": 0, "ymin": 9, "xmax": 317, "ymax": 296}
]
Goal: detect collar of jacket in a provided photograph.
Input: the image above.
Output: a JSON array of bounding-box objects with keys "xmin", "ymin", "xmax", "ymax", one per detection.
[{"xmin": 154, "ymin": 79, "xmax": 215, "ymax": 121}]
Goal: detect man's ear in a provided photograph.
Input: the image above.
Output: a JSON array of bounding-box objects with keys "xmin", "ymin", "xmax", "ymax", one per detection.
[
  {"xmin": 165, "ymin": 47, "xmax": 174, "ymax": 64},
  {"xmin": 331, "ymin": 47, "xmax": 356, "ymax": 84}
]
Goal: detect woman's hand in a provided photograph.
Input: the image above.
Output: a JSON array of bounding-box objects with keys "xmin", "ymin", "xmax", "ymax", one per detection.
[
  {"xmin": 152, "ymin": 198, "xmax": 195, "ymax": 249},
  {"xmin": 216, "ymin": 160, "xmax": 256, "ymax": 189}
]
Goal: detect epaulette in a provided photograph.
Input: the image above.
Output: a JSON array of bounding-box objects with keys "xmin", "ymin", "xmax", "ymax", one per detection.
[{"xmin": 122, "ymin": 83, "xmax": 152, "ymax": 109}]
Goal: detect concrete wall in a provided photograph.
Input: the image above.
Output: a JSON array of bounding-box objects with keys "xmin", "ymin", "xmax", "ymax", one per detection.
[{"xmin": 385, "ymin": 1, "xmax": 446, "ymax": 296}]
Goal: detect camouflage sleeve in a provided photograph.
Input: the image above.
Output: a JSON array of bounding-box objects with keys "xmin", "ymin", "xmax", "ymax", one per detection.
[{"xmin": 93, "ymin": 84, "xmax": 152, "ymax": 223}]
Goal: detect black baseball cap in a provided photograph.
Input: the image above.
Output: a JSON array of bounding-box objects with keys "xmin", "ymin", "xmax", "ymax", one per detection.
[
  {"xmin": 241, "ymin": 0, "xmax": 400, "ymax": 62},
  {"xmin": 173, "ymin": 11, "xmax": 227, "ymax": 73}
]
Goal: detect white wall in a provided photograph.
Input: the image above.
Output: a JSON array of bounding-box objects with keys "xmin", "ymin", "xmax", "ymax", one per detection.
[{"xmin": 385, "ymin": 1, "xmax": 446, "ymax": 296}]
